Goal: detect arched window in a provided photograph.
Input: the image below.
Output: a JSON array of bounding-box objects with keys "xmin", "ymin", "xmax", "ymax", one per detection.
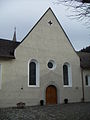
[
  {"xmin": 29, "ymin": 62, "xmax": 36, "ymax": 85},
  {"xmin": 85, "ymin": 75, "xmax": 90, "ymax": 86},
  {"xmin": 63, "ymin": 64, "xmax": 68, "ymax": 85},
  {"xmin": 63, "ymin": 63, "xmax": 72, "ymax": 87},
  {"xmin": 28, "ymin": 59, "xmax": 39, "ymax": 87}
]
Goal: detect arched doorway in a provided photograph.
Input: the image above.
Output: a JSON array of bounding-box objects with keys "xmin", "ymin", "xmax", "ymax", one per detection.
[{"xmin": 46, "ymin": 85, "xmax": 57, "ymax": 105}]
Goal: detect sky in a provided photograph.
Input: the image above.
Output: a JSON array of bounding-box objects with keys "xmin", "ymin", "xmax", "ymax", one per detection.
[{"xmin": 0, "ymin": 0, "xmax": 90, "ymax": 51}]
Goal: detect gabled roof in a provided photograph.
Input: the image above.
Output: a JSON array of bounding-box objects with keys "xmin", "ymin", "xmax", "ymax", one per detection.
[
  {"xmin": 0, "ymin": 39, "xmax": 20, "ymax": 59},
  {"xmin": 77, "ymin": 51, "xmax": 90, "ymax": 69},
  {"xmin": 0, "ymin": 7, "xmax": 90, "ymax": 70},
  {"xmin": 1, "ymin": 8, "xmax": 76, "ymax": 59},
  {"xmin": 20, "ymin": 8, "xmax": 76, "ymax": 53}
]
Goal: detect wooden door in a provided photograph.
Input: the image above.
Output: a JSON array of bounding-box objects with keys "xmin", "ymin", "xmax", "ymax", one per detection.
[{"xmin": 46, "ymin": 85, "xmax": 57, "ymax": 105}]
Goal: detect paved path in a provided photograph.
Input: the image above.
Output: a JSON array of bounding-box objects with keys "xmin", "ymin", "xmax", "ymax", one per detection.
[{"xmin": 0, "ymin": 103, "xmax": 90, "ymax": 120}]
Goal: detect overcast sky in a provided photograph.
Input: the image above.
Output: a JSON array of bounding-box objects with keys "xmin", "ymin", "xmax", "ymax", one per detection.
[{"xmin": 0, "ymin": 0, "xmax": 90, "ymax": 51}]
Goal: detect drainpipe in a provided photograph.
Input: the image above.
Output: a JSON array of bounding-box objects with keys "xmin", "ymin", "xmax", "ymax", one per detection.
[{"xmin": 81, "ymin": 68, "xmax": 85, "ymax": 102}]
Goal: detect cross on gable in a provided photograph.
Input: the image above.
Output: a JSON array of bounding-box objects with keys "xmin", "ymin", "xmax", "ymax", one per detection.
[{"xmin": 48, "ymin": 21, "xmax": 52, "ymax": 25}]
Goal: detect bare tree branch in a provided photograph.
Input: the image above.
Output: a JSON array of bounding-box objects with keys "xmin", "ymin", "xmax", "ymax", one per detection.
[{"xmin": 55, "ymin": 0, "xmax": 90, "ymax": 27}]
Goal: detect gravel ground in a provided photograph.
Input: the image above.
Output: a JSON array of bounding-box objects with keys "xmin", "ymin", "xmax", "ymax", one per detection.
[{"xmin": 0, "ymin": 102, "xmax": 90, "ymax": 120}]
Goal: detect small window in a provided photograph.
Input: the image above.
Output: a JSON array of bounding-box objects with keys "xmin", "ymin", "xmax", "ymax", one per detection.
[
  {"xmin": 29, "ymin": 62, "xmax": 36, "ymax": 85},
  {"xmin": 48, "ymin": 62, "xmax": 53, "ymax": 69},
  {"xmin": 63, "ymin": 65, "xmax": 69, "ymax": 85},
  {"xmin": 47, "ymin": 60, "xmax": 56, "ymax": 70},
  {"xmin": 28, "ymin": 59, "xmax": 39, "ymax": 87},
  {"xmin": 85, "ymin": 75, "xmax": 90, "ymax": 86},
  {"xmin": 63, "ymin": 63, "xmax": 72, "ymax": 87}
]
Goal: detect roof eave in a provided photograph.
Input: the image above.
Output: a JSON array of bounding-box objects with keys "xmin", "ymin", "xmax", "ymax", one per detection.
[{"xmin": 0, "ymin": 55, "xmax": 15, "ymax": 59}]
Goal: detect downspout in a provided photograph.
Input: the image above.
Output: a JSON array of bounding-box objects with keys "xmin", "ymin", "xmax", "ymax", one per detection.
[{"xmin": 81, "ymin": 68, "xmax": 85, "ymax": 102}]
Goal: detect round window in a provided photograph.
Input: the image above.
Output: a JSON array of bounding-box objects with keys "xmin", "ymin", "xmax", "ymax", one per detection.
[
  {"xmin": 47, "ymin": 60, "xmax": 56, "ymax": 70},
  {"xmin": 48, "ymin": 62, "xmax": 53, "ymax": 68}
]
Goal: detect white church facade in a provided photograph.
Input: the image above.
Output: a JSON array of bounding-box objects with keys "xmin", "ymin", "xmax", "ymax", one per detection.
[{"xmin": 0, "ymin": 8, "xmax": 90, "ymax": 107}]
